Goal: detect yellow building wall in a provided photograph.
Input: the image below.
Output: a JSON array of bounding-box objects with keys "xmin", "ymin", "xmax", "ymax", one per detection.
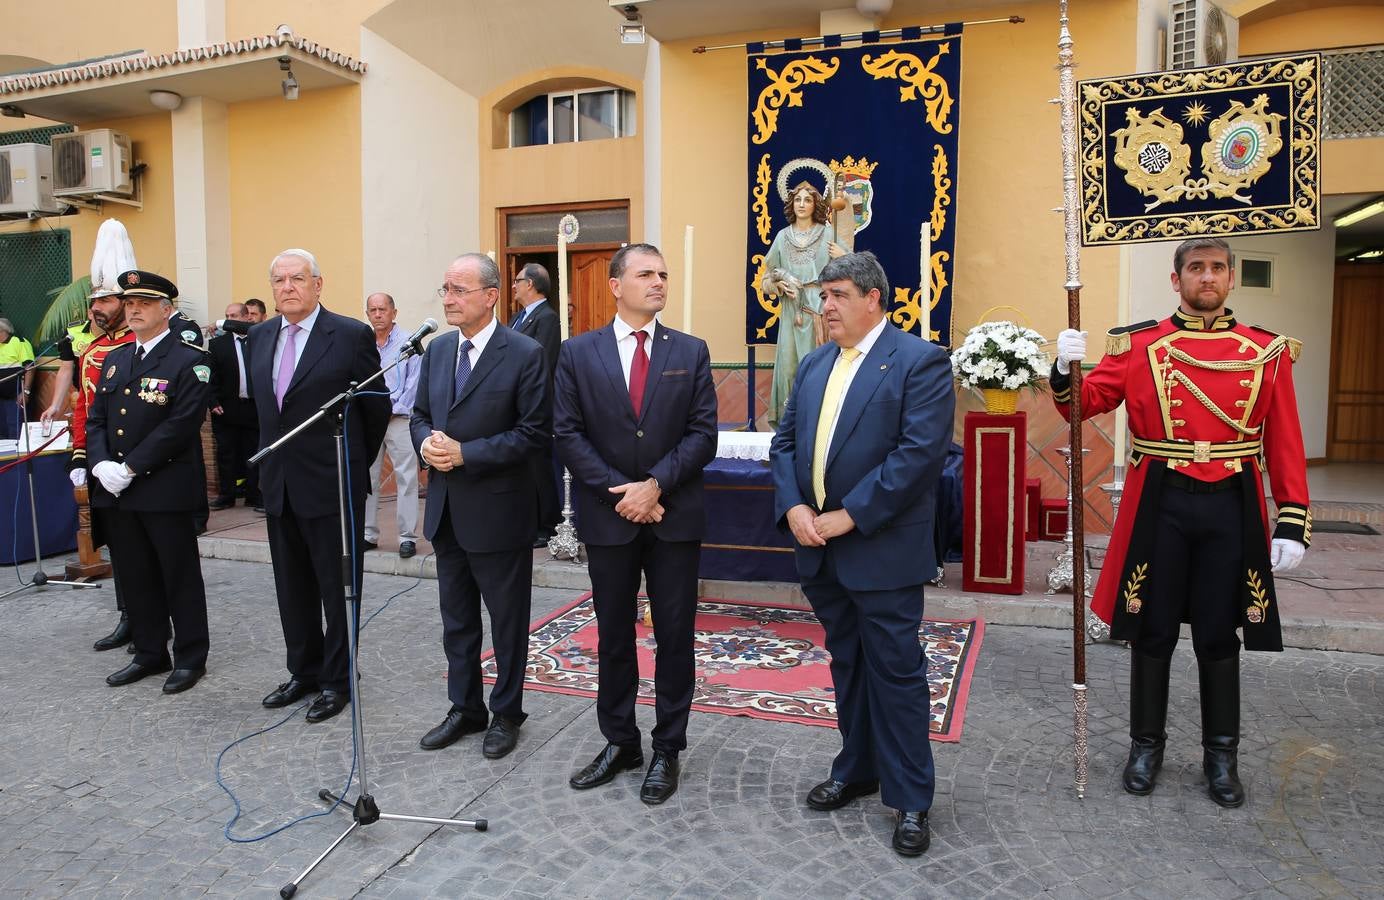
[
  {"xmin": 1240, "ymin": 4, "xmax": 1384, "ymax": 197},
  {"xmin": 227, "ymin": 86, "xmax": 364, "ymax": 318},
  {"xmin": 478, "ymin": 69, "xmax": 645, "ymax": 254},
  {"xmin": 0, "ymin": 0, "xmax": 175, "ymax": 66},
  {"xmin": 1238, "ymin": 5, "xmax": 1384, "ymax": 54},
  {"xmin": 657, "ymin": 0, "xmax": 1132, "ymax": 362},
  {"xmin": 226, "ymin": 0, "xmax": 393, "ymax": 56}
]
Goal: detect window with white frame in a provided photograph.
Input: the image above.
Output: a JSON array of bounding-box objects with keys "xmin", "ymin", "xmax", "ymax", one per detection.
[{"xmin": 510, "ymin": 88, "xmax": 636, "ymax": 147}]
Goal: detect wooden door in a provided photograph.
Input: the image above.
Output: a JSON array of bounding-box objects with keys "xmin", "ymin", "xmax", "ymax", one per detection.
[
  {"xmin": 1327, "ymin": 262, "xmax": 1384, "ymax": 461},
  {"xmin": 570, "ymin": 250, "xmax": 616, "ymax": 336}
]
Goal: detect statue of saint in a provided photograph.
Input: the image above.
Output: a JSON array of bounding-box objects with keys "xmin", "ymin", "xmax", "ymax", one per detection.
[{"xmin": 762, "ymin": 181, "xmax": 847, "ymax": 427}]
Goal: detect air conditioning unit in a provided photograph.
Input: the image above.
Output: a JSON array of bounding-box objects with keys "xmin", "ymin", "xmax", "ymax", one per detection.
[
  {"xmin": 1167, "ymin": 0, "xmax": 1239, "ymax": 70},
  {"xmin": 51, "ymin": 129, "xmax": 133, "ymax": 197},
  {"xmin": 0, "ymin": 143, "xmax": 63, "ymax": 215}
]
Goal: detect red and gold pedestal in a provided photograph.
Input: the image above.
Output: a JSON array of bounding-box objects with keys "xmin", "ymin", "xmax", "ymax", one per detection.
[{"xmin": 962, "ymin": 410, "xmax": 1026, "ymax": 595}]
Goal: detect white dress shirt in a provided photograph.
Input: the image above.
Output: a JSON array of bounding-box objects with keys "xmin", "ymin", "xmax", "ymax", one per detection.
[
  {"xmin": 612, "ymin": 314, "xmax": 658, "ymax": 388},
  {"xmin": 824, "ymin": 316, "xmax": 888, "ymax": 453},
  {"xmin": 234, "ymin": 335, "xmax": 249, "ymax": 399},
  {"xmin": 271, "ymin": 302, "xmax": 322, "ymax": 395},
  {"xmin": 134, "ymin": 327, "xmax": 172, "ymax": 358}
]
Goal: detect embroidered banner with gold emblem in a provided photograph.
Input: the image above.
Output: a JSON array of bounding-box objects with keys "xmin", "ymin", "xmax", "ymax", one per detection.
[
  {"xmin": 1078, "ymin": 53, "xmax": 1320, "ymax": 246},
  {"xmin": 744, "ymin": 28, "xmax": 963, "ymax": 347}
]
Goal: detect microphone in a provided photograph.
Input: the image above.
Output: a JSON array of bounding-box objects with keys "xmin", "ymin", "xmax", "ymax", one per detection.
[
  {"xmin": 401, "ymin": 317, "xmax": 439, "ymax": 356},
  {"xmin": 217, "ymin": 318, "xmax": 252, "ymax": 335}
]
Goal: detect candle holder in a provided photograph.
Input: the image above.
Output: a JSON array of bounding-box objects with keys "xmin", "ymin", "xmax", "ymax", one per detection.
[
  {"xmin": 547, "ymin": 467, "xmax": 585, "ymax": 564},
  {"xmin": 1046, "ymin": 446, "xmax": 1089, "ymax": 595}
]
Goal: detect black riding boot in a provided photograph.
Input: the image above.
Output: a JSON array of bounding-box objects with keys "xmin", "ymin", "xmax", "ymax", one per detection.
[
  {"xmin": 1122, "ymin": 652, "xmax": 1171, "ymax": 795},
  {"xmin": 1198, "ymin": 654, "xmax": 1245, "ymax": 808}
]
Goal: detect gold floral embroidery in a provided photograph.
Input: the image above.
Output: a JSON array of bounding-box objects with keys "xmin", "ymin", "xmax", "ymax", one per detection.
[
  {"xmin": 750, "ymin": 56, "xmax": 841, "ymax": 145},
  {"xmin": 752, "ymin": 154, "xmax": 773, "ymax": 245},
  {"xmin": 1245, "ymin": 569, "xmax": 1269, "ymax": 624},
  {"xmin": 861, "ymin": 43, "xmax": 956, "ymax": 133},
  {"xmin": 1123, "ymin": 562, "xmax": 1149, "ymax": 614}
]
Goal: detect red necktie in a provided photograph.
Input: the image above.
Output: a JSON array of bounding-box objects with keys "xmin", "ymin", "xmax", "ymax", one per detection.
[{"xmin": 629, "ymin": 330, "xmax": 649, "ymax": 417}]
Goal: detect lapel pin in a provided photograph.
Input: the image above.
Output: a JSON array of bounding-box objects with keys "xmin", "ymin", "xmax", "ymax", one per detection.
[{"xmin": 662, "ymin": 334, "xmax": 668, "ymax": 340}]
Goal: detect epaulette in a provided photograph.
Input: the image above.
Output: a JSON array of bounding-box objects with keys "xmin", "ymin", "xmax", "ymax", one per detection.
[
  {"xmin": 181, "ymin": 338, "xmax": 210, "ymax": 352},
  {"xmin": 1105, "ymin": 319, "xmax": 1158, "ymax": 356},
  {"xmin": 1248, "ymin": 324, "xmax": 1301, "ymax": 362}
]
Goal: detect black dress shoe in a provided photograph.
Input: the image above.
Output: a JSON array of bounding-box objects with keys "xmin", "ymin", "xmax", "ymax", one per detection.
[
  {"xmin": 262, "ymin": 678, "xmax": 318, "ymax": 708},
  {"xmin": 106, "ymin": 660, "xmax": 172, "ymax": 686},
  {"xmin": 93, "ymin": 613, "xmax": 132, "ymax": 651},
  {"xmin": 305, "ymin": 690, "xmax": 350, "ymax": 723},
  {"xmin": 419, "ymin": 707, "xmax": 488, "ymax": 750},
  {"xmin": 162, "ymin": 668, "xmax": 205, "ymax": 694},
  {"xmin": 209, "ymin": 497, "xmax": 234, "ymax": 510},
  {"xmin": 398, "ymin": 540, "xmax": 417, "ymax": 559},
  {"xmin": 482, "ymin": 715, "xmax": 522, "ymax": 759},
  {"xmin": 892, "ymin": 811, "xmax": 931, "ymax": 856},
  {"xmin": 640, "ymin": 751, "xmax": 680, "ymax": 805},
  {"xmin": 806, "ymin": 778, "xmax": 880, "ymax": 811},
  {"xmin": 570, "ymin": 743, "xmax": 644, "ymax": 789},
  {"xmin": 360, "ymin": 540, "xmax": 379, "ymax": 553}
]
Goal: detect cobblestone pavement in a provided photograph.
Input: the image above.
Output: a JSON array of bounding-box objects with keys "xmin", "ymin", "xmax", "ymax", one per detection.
[{"xmin": 1, "ymin": 558, "xmax": 1381, "ymax": 899}]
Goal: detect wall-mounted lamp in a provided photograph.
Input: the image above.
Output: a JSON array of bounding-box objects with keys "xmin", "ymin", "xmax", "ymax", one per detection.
[
  {"xmin": 148, "ymin": 90, "xmax": 183, "ymax": 111},
  {"xmin": 279, "ymin": 57, "xmax": 299, "ymax": 101},
  {"xmin": 1334, "ymin": 197, "xmax": 1384, "ymax": 229},
  {"xmin": 617, "ymin": 4, "xmax": 645, "ymax": 44}
]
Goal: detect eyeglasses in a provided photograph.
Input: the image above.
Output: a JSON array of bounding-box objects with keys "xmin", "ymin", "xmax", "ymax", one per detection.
[
  {"xmin": 512, "ymin": 277, "xmax": 531, "ymax": 285},
  {"xmin": 437, "ymin": 284, "xmax": 489, "ymax": 299}
]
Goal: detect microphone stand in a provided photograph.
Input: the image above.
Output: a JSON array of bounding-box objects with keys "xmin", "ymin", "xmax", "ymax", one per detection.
[
  {"xmin": 249, "ymin": 338, "xmax": 484, "ymax": 900},
  {"xmin": 0, "ymin": 362, "xmax": 101, "ymax": 599}
]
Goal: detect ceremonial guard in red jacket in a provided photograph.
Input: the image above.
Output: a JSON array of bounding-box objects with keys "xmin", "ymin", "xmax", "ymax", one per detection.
[
  {"xmin": 69, "ymin": 222, "xmax": 139, "ymax": 652},
  {"xmin": 1052, "ymin": 237, "xmax": 1310, "ymax": 809}
]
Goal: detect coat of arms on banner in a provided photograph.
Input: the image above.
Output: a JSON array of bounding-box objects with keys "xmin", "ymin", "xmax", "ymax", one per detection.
[{"xmin": 1079, "ymin": 53, "xmax": 1319, "ymax": 245}]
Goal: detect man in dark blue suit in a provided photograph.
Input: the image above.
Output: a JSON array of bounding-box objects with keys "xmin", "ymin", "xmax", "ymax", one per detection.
[
  {"xmin": 554, "ymin": 243, "xmax": 717, "ymax": 805},
  {"xmin": 411, "ymin": 253, "xmax": 549, "ymax": 759},
  {"xmin": 248, "ymin": 249, "xmax": 389, "ymax": 724},
  {"xmin": 771, "ymin": 251, "xmax": 955, "ymax": 856}
]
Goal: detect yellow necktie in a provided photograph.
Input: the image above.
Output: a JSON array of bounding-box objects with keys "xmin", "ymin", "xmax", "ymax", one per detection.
[{"xmin": 812, "ymin": 347, "xmax": 860, "ymax": 508}]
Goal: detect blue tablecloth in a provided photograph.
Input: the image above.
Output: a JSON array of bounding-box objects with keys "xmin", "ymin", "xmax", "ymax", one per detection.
[
  {"xmin": 0, "ymin": 451, "xmax": 78, "ymax": 564},
  {"xmin": 699, "ymin": 444, "xmax": 964, "ymax": 582}
]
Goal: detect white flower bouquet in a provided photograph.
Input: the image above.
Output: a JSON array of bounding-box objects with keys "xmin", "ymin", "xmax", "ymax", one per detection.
[{"xmin": 949, "ymin": 321, "xmax": 1049, "ymax": 391}]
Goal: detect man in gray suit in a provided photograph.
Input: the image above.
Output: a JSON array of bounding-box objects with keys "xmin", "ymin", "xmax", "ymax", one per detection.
[{"xmin": 411, "ymin": 253, "xmax": 550, "ymax": 759}]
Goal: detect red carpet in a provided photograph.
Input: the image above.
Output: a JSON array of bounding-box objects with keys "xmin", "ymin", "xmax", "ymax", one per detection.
[{"xmin": 482, "ymin": 594, "xmax": 984, "ymax": 742}]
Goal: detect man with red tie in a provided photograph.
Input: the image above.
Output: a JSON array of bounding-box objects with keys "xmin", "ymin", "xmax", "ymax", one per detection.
[{"xmin": 554, "ymin": 243, "xmax": 717, "ymax": 804}]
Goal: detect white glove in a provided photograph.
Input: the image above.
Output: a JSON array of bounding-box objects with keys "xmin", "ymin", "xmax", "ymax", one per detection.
[
  {"xmin": 1270, "ymin": 538, "xmax": 1305, "ymax": 573},
  {"xmin": 69, "ymin": 468, "xmax": 87, "ymax": 488},
  {"xmin": 1055, "ymin": 329, "xmax": 1087, "ymax": 375},
  {"xmin": 91, "ymin": 461, "xmax": 133, "ymax": 496}
]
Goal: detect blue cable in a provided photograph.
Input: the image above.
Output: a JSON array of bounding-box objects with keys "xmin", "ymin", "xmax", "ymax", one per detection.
[{"xmin": 215, "ymin": 387, "xmax": 419, "ymax": 843}]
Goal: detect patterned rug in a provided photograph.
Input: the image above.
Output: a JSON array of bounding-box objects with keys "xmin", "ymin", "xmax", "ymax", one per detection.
[{"xmin": 482, "ymin": 594, "xmax": 985, "ymax": 742}]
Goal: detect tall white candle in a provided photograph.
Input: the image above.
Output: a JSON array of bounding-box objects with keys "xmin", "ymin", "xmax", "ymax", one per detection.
[
  {"xmin": 557, "ymin": 234, "xmax": 570, "ymax": 343},
  {"xmin": 920, "ymin": 222, "xmax": 931, "ymax": 341},
  {"xmin": 683, "ymin": 225, "xmax": 694, "ymax": 334},
  {"xmin": 1113, "ymin": 261, "xmax": 1131, "ymax": 471}
]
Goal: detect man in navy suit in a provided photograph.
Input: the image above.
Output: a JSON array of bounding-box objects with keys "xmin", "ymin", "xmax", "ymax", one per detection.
[
  {"xmin": 508, "ymin": 263, "xmax": 562, "ymax": 545},
  {"xmin": 771, "ymin": 251, "xmax": 955, "ymax": 856},
  {"xmin": 411, "ymin": 253, "xmax": 549, "ymax": 759},
  {"xmin": 248, "ymin": 249, "xmax": 389, "ymax": 724},
  {"xmin": 554, "ymin": 243, "xmax": 717, "ymax": 805}
]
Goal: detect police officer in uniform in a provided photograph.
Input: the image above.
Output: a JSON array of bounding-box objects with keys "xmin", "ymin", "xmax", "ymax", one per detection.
[
  {"xmin": 1052, "ymin": 237, "xmax": 1310, "ymax": 808},
  {"xmin": 88, "ymin": 271, "xmax": 213, "ymax": 693}
]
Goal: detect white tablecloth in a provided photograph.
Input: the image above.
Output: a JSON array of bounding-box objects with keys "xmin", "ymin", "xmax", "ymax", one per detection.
[{"xmin": 716, "ymin": 430, "xmax": 773, "ymax": 461}]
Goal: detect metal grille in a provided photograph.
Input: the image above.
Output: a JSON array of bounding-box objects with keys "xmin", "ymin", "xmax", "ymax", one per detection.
[
  {"xmin": 0, "ymin": 124, "xmax": 74, "ymax": 147},
  {"xmin": 0, "ymin": 229, "xmax": 73, "ymax": 350},
  {"xmin": 1324, "ymin": 47, "xmax": 1384, "ymax": 139}
]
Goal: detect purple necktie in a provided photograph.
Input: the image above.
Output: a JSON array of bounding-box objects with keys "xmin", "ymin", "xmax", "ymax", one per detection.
[{"xmin": 275, "ymin": 323, "xmax": 302, "ymax": 410}]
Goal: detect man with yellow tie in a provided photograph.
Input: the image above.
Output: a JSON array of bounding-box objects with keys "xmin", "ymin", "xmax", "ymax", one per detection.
[{"xmin": 771, "ymin": 251, "xmax": 955, "ymax": 857}]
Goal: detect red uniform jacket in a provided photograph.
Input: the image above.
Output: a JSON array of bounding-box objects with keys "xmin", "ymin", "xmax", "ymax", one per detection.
[{"xmin": 1051, "ymin": 309, "xmax": 1310, "ymax": 650}]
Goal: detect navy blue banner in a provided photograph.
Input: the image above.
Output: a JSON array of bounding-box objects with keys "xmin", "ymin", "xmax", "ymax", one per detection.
[
  {"xmin": 1079, "ymin": 54, "xmax": 1320, "ymax": 245},
  {"xmin": 744, "ymin": 34, "xmax": 963, "ymax": 347}
]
